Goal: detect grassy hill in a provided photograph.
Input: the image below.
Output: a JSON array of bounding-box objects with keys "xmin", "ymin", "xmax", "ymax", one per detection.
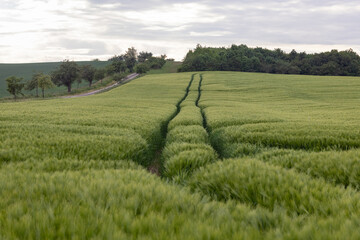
[
  {"xmin": 0, "ymin": 61, "xmax": 110, "ymax": 98},
  {"xmin": 147, "ymin": 61, "xmax": 182, "ymax": 74},
  {"xmin": 0, "ymin": 60, "xmax": 180, "ymax": 98}
]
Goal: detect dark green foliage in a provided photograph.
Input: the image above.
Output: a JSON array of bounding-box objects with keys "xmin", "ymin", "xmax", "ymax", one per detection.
[
  {"xmin": 25, "ymin": 72, "xmax": 41, "ymax": 97},
  {"xmin": 179, "ymin": 44, "xmax": 360, "ymax": 76},
  {"xmin": 147, "ymin": 61, "xmax": 183, "ymax": 74},
  {"xmin": 51, "ymin": 60, "xmax": 80, "ymax": 92},
  {"xmin": 109, "ymin": 56, "xmax": 127, "ymax": 74},
  {"xmin": 137, "ymin": 57, "xmax": 167, "ymax": 75},
  {"xmin": 80, "ymin": 64, "xmax": 96, "ymax": 87},
  {"xmin": 107, "ymin": 48, "xmax": 167, "ymax": 76},
  {"xmin": 37, "ymin": 73, "xmax": 55, "ymax": 98},
  {"xmin": 108, "ymin": 55, "xmax": 124, "ymax": 62},
  {"xmin": 5, "ymin": 76, "xmax": 24, "ymax": 100},
  {"xmin": 94, "ymin": 68, "xmax": 106, "ymax": 83},
  {"xmin": 0, "ymin": 61, "xmax": 110, "ymax": 98},
  {"xmin": 112, "ymin": 72, "xmax": 127, "ymax": 82},
  {"xmin": 135, "ymin": 63, "xmax": 150, "ymax": 74},
  {"xmin": 138, "ymin": 51, "xmax": 153, "ymax": 63},
  {"xmin": 107, "ymin": 55, "xmax": 125, "ymax": 76},
  {"xmin": 124, "ymin": 47, "xmax": 137, "ymax": 72},
  {"xmin": 146, "ymin": 57, "xmax": 166, "ymax": 69}
]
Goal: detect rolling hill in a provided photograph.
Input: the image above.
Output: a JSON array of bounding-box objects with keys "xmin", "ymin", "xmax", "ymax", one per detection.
[{"xmin": 0, "ymin": 61, "xmax": 110, "ymax": 98}]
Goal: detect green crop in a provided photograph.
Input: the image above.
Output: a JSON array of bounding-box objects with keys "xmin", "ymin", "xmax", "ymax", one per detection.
[
  {"xmin": 0, "ymin": 168, "xmax": 287, "ymax": 239},
  {"xmin": 258, "ymin": 149, "xmax": 360, "ymax": 189},
  {"xmin": 0, "ymin": 73, "xmax": 192, "ymax": 167},
  {"xmin": 1, "ymin": 70, "xmax": 360, "ymax": 238},
  {"xmin": 190, "ymin": 158, "xmax": 360, "ymax": 217},
  {"xmin": 161, "ymin": 74, "xmax": 218, "ymax": 182}
]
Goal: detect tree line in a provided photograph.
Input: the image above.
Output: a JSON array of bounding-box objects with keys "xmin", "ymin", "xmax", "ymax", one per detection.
[
  {"xmin": 179, "ymin": 44, "xmax": 360, "ymax": 76},
  {"xmin": 5, "ymin": 47, "xmax": 167, "ymax": 100}
]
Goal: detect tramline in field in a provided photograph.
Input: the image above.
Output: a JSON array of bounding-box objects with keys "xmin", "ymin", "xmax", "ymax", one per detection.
[{"xmin": 1, "ymin": 71, "xmax": 360, "ymax": 239}]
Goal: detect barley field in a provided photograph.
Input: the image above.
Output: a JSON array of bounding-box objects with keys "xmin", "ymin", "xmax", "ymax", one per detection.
[{"xmin": 1, "ymin": 71, "xmax": 360, "ymax": 239}]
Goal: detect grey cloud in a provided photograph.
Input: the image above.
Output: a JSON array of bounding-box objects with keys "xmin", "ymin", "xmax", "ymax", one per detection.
[
  {"xmin": 88, "ymin": 0, "xmax": 360, "ymax": 45},
  {"xmin": 1, "ymin": 0, "xmax": 360, "ymax": 62},
  {"xmin": 55, "ymin": 38, "xmax": 110, "ymax": 54},
  {"xmin": 192, "ymin": 0, "xmax": 360, "ymax": 46},
  {"xmin": 0, "ymin": 28, "xmax": 67, "ymax": 36},
  {"xmin": 58, "ymin": 0, "xmax": 360, "ymax": 47},
  {"xmin": 87, "ymin": 0, "xmax": 196, "ymax": 10},
  {"xmin": 2, "ymin": 0, "xmax": 19, "ymax": 9}
]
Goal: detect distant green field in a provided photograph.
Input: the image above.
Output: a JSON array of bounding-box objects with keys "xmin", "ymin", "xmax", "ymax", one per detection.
[
  {"xmin": 1, "ymin": 71, "xmax": 360, "ymax": 238},
  {"xmin": 147, "ymin": 61, "xmax": 182, "ymax": 74},
  {"xmin": 0, "ymin": 61, "xmax": 110, "ymax": 97}
]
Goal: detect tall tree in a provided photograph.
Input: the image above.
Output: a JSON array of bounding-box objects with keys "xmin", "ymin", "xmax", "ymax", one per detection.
[
  {"xmin": 135, "ymin": 63, "xmax": 150, "ymax": 74},
  {"xmin": 112, "ymin": 60, "xmax": 127, "ymax": 73},
  {"xmin": 179, "ymin": 44, "xmax": 360, "ymax": 76},
  {"xmin": 109, "ymin": 54, "xmax": 127, "ymax": 73},
  {"xmin": 51, "ymin": 60, "xmax": 79, "ymax": 92},
  {"xmin": 25, "ymin": 72, "xmax": 41, "ymax": 97},
  {"xmin": 124, "ymin": 47, "xmax": 137, "ymax": 72},
  {"xmin": 37, "ymin": 73, "xmax": 55, "ymax": 98},
  {"xmin": 76, "ymin": 78, "xmax": 82, "ymax": 89},
  {"xmin": 94, "ymin": 68, "xmax": 106, "ymax": 84},
  {"xmin": 6, "ymin": 76, "xmax": 24, "ymax": 100},
  {"xmin": 80, "ymin": 65, "xmax": 96, "ymax": 87},
  {"xmin": 138, "ymin": 51, "xmax": 153, "ymax": 63},
  {"xmin": 108, "ymin": 55, "xmax": 124, "ymax": 62}
]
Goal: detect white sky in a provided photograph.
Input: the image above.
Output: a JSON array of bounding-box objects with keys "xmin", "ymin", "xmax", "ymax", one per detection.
[{"xmin": 0, "ymin": 0, "xmax": 359, "ymax": 63}]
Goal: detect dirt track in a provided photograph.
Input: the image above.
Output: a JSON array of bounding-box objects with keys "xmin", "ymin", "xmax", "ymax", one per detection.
[{"xmin": 62, "ymin": 73, "xmax": 139, "ymax": 99}]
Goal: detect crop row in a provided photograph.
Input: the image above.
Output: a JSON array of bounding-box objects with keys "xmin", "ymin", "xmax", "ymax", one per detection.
[
  {"xmin": 197, "ymin": 72, "xmax": 360, "ymax": 192},
  {"xmin": 183, "ymin": 72, "xmax": 360, "ymax": 237},
  {"xmin": 213, "ymin": 123, "xmax": 360, "ymax": 153},
  {"xmin": 0, "ymin": 167, "xmax": 277, "ymax": 239},
  {"xmin": 190, "ymin": 158, "xmax": 360, "ymax": 217},
  {"xmin": 188, "ymin": 158, "xmax": 360, "ymax": 238},
  {"xmin": 162, "ymin": 75, "xmax": 217, "ymax": 182},
  {"xmin": 5, "ymin": 165, "xmax": 356, "ymax": 239},
  {"xmin": 258, "ymin": 149, "xmax": 360, "ymax": 190},
  {"xmin": 0, "ymin": 123, "xmax": 148, "ymax": 164},
  {"xmin": 0, "ymin": 73, "xmax": 193, "ymax": 167},
  {"xmin": 200, "ymin": 72, "xmax": 360, "ymax": 152}
]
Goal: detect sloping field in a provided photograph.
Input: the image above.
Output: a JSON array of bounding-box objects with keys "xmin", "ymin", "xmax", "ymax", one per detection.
[
  {"xmin": 147, "ymin": 61, "xmax": 182, "ymax": 74},
  {"xmin": 0, "ymin": 61, "xmax": 110, "ymax": 97},
  {"xmin": 1, "ymin": 72, "xmax": 360, "ymax": 238}
]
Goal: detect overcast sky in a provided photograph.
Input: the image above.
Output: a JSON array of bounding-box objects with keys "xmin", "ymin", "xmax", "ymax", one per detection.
[{"xmin": 1, "ymin": 0, "xmax": 359, "ymax": 63}]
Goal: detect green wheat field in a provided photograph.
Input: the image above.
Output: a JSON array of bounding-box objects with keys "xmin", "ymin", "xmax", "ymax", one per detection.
[{"xmin": 1, "ymin": 71, "xmax": 360, "ymax": 239}]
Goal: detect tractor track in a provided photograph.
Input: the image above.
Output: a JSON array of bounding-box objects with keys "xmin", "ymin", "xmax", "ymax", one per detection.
[{"xmin": 147, "ymin": 74, "xmax": 196, "ymax": 175}]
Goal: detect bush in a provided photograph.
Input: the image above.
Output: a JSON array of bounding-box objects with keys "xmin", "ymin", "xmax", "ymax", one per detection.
[
  {"xmin": 135, "ymin": 63, "xmax": 150, "ymax": 74},
  {"xmin": 113, "ymin": 72, "xmax": 127, "ymax": 82}
]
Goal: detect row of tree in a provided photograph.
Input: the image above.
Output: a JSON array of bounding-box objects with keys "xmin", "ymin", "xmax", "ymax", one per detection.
[
  {"xmin": 5, "ymin": 47, "xmax": 168, "ymax": 100},
  {"xmin": 106, "ymin": 47, "xmax": 166, "ymax": 75},
  {"xmin": 179, "ymin": 44, "xmax": 360, "ymax": 76},
  {"xmin": 6, "ymin": 62, "xmax": 100, "ymax": 100}
]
